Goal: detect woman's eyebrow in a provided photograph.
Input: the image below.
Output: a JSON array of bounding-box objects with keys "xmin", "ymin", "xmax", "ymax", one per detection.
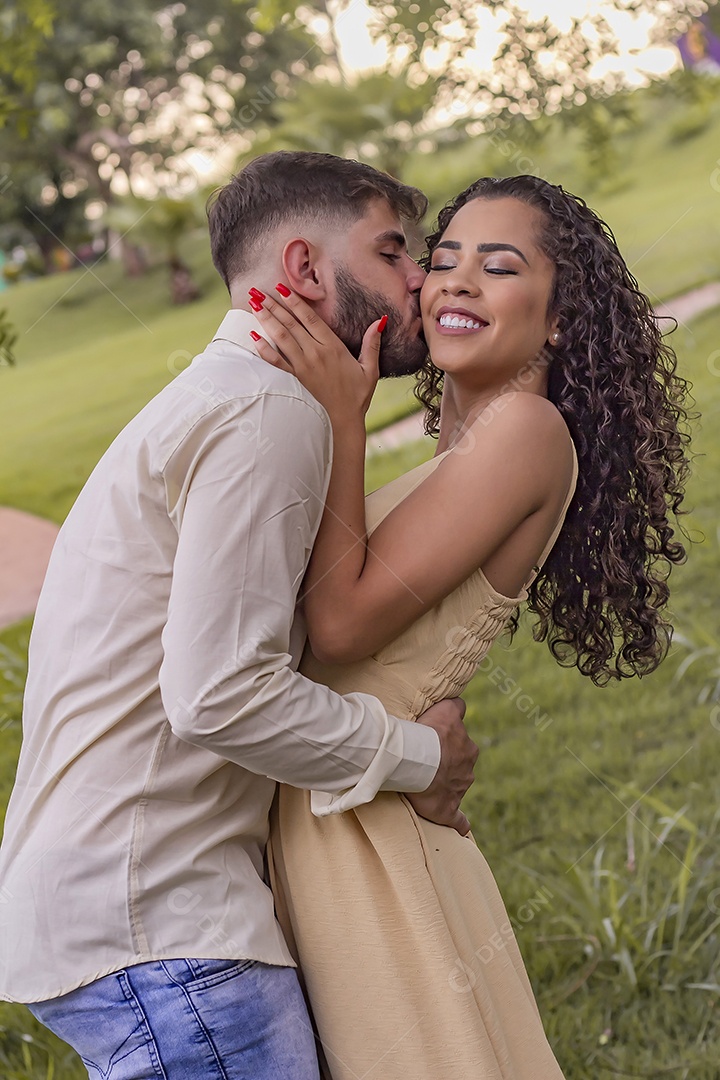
[{"xmin": 435, "ymin": 239, "xmax": 529, "ymax": 266}]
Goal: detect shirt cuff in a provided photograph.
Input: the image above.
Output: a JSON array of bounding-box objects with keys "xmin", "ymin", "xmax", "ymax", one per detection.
[
  {"xmin": 309, "ymin": 701, "xmax": 441, "ymax": 818},
  {"xmin": 381, "ymin": 719, "xmax": 441, "ymax": 794}
]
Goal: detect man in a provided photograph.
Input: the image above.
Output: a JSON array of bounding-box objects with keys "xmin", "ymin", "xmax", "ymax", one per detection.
[{"xmin": 0, "ymin": 151, "xmax": 478, "ymax": 1077}]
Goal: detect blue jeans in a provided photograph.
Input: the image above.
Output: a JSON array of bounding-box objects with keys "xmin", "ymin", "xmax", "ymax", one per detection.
[{"xmin": 27, "ymin": 957, "xmax": 321, "ymax": 1079}]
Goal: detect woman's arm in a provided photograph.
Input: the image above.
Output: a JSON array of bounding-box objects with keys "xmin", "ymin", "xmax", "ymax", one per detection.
[
  {"xmin": 252, "ymin": 290, "xmax": 574, "ymax": 665},
  {"xmin": 251, "ymin": 290, "xmax": 381, "ymax": 646}
]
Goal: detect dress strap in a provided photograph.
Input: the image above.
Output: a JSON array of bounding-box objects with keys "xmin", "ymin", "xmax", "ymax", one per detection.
[{"xmin": 522, "ymin": 438, "xmax": 578, "ymax": 591}]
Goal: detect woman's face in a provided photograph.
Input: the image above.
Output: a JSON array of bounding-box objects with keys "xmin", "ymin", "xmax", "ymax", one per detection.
[{"xmin": 420, "ymin": 196, "xmax": 559, "ymax": 389}]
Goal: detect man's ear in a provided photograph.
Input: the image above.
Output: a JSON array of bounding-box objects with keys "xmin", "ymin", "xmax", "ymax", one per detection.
[{"xmin": 281, "ymin": 237, "xmax": 329, "ymax": 301}]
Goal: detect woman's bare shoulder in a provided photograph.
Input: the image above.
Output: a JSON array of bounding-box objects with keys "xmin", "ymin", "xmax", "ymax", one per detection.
[{"xmin": 443, "ymin": 392, "xmax": 573, "ymax": 477}]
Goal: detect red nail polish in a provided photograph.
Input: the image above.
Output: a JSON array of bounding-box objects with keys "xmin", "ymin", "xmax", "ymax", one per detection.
[
  {"xmin": 377, "ymin": 314, "xmax": 388, "ymax": 333},
  {"xmin": 249, "ymin": 288, "xmax": 266, "ymax": 301},
  {"xmin": 276, "ymin": 282, "xmax": 291, "ymax": 297},
  {"xmin": 249, "ymin": 298, "xmax": 263, "ymax": 312},
  {"xmin": 250, "ymin": 330, "xmax": 261, "ymax": 342}
]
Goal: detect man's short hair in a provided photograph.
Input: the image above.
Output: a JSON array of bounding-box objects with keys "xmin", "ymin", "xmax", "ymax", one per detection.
[{"xmin": 207, "ymin": 150, "xmax": 428, "ymax": 292}]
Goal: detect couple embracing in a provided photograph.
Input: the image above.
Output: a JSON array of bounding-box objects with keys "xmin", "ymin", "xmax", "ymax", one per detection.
[{"xmin": 0, "ymin": 150, "xmax": 690, "ymax": 1078}]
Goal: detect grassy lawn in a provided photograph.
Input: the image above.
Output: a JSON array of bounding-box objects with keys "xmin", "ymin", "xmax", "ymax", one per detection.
[{"xmin": 2, "ymin": 81, "xmax": 720, "ymax": 1076}]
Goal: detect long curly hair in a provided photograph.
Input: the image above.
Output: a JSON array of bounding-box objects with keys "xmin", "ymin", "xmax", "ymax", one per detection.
[{"xmin": 416, "ymin": 175, "xmax": 693, "ymax": 685}]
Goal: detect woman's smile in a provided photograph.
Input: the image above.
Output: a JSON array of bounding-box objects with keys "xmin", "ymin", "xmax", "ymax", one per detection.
[{"xmin": 435, "ymin": 306, "xmax": 489, "ymax": 335}]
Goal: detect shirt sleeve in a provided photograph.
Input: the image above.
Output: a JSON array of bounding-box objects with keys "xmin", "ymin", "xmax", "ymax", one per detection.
[{"xmin": 158, "ymin": 391, "xmax": 440, "ymax": 812}]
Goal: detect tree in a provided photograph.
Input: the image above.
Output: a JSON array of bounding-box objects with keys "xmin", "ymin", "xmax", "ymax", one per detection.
[
  {"xmin": 246, "ymin": 71, "xmax": 438, "ymax": 178},
  {"xmin": 0, "ymin": 0, "xmax": 314, "ymax": 259},
  {"xmin": 105, "ymin": 193, "xmax": 205, "ymax": 303},
  {"xmin": 1, "ymin": 0, "xmax": 709, "ymax": 277},
  {"xmin": 258, "ymin": 0, "xmax": 708, "ymax": 142}
]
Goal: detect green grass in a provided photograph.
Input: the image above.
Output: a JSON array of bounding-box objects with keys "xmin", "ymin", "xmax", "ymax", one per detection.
[
  {"xmin": 1, "ymin": 237, "xmax": 422, "ymax": 520},
  {"xmin": 364, "ymin": 308, "xmax": 720, "ymax": 1075},
  {"xmin": 5, "ymin": 232, "xmax": 223, "ymax": 367}
]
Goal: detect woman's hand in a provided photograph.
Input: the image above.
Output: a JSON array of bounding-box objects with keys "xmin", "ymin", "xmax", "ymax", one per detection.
[{"xmin": 249, "ymin": 284, "xmax": 385, "ymax": 423}]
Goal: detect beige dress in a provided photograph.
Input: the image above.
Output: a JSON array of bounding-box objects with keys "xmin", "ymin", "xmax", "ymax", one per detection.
[{"xmin": 268, "ymin": 442, "xmax": 578, "ymax": 1079}]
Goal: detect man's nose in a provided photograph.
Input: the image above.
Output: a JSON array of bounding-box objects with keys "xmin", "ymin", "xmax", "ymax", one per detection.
[{"xmin": 405, "ymin": 256, "xmax": 426, "ymax": 294}]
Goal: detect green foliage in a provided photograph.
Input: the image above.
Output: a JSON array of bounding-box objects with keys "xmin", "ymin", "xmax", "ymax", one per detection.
[
  {"xmin": 1, "ymin": 306, "xmax": 719, "ymax": 1074},
  {"xmin": 367, "ymin": 307, "xmax": 720, "ymax": 1072},
  {"xmin": 568, "ymin": 93, "xmax": 640, "ymax": 190},
  {"xmin": 0, "ymin": 0, "xmax": 55, "ymax": 135},
  {"xmin": 0, "ymin": 632, "xmax": 28, "ymax": 721},
  {"xmin": 0, "ymin": 0, "xmax": 705, "ymax": 260},
  {"xmin": 0, "ymin": 0, "xmax": 314, "ymax": 250},
  {"xmin": 0, "ymin": 82, "xmax": 718, "ymax": 521},
  {"xmin": 529, "ymin": 802, "xmax": 720, "ymax": 994},
  {"xmin": 0, "ymin": 308, "xmax": 17, "ymax": 366},
  {"xmin": 105, "ymin": 194, "xmax": 207, "ymax": 300},
  {"xmin": 0, "ymin": 998, "xmax": 86, "ymax": 1079},
  {"xmin": 245, "ymin": 71, "xmax": 438, "ymax": 178},
  {"xmin": 0, "ymin": 619, "xmax": 30, "ymax": 831},
  {"xmin": 665, "ymin": 66, "xmax": 720, "ymax": 143},
  {"xmin": 405, "ymin": 79, "xmax": 720, "ymax": 302},
  {"xmin": 242, "ymin": 0, "xmax": 704, "ymax": 198}
]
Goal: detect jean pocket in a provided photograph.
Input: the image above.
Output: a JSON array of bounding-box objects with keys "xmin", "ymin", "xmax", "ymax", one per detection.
[{"xmin": 172, "ymin": 957, "xmax": 260, "ymax": 990}]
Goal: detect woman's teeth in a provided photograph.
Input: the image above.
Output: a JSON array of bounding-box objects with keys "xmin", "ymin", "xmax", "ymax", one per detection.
[{"xmin": 438, "ymin": 314, "xmax": 484, "ymax": 330}]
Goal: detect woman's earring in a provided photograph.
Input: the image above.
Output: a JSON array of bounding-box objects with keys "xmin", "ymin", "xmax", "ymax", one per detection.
[{"xmin": 549, "ymin": 331, "xmax": 561, "ymax": 346}]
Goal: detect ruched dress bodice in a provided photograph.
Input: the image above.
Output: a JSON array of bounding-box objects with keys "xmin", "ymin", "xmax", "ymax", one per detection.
[{"xmin": 301, "ymin": 447, "xmax": 571, "ymax": 721}]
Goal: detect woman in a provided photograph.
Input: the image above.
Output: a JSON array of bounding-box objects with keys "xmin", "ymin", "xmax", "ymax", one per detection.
[{"xmin": 250, "ymin": 176, "xmax": 691, "ymax": 1078}]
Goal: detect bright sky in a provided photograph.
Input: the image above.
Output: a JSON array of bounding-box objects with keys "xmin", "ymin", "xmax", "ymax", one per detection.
[{"xmin": 331, "ymin": 0, "xmax": 682, "ymax": 87}]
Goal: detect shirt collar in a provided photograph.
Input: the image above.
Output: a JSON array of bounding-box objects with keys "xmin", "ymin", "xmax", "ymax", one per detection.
[{"xmin": 211, "ymin": 309, "xmax": 267, "ymax": 358}]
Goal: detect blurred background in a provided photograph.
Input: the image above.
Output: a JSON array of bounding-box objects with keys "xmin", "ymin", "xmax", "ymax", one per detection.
[{"xmin": 2, "ymin": 1, "xmax": 720, "ymax": 1075}]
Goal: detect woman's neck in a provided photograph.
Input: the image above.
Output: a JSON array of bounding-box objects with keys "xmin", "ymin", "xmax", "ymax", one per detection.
[{"xmin": 434, "ymin": 372, "xmax": 549, "ymax": 455}]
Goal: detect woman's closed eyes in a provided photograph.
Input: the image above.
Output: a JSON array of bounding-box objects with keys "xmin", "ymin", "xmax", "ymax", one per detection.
[{"xmin": 428, "ymin": 262, "xmax": 519, "ymax": 275}]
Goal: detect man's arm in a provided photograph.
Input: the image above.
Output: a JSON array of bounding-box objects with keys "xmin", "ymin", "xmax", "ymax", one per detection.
[{"xmin": 158, "ymin": 390, "xmax": 440, "ymax": 805}]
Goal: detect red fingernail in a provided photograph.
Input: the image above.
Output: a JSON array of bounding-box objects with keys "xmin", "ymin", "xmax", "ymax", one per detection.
[
  {"xmin": 250, "ymin": 330, "xmax": 261, "ymax": 342},
  {"xmin": 377, "ymin": 314, "xmax": 388, "ymax": 333},
  {"xmin": 249, "ymin": 288, "xmax": 266, "ymax": 301},
  {"xmin": 249, "ymin": 298, "xmax": 263, "ymax": 312},
  {"xmin": 276, "ymin": 282, "xmax": 291, "ymax": 297}
]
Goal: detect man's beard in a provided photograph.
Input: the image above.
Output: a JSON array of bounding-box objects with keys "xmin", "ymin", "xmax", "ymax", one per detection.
[{"xmin": 331, "ymin": 265, "xmax": 427, "ymax": 378}]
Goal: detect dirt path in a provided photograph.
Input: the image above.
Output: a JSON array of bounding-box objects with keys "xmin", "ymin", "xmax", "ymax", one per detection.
[
  {"xmin": 654, "ymin": 281, "xmax": 720, "ymax": 326},
  {"xmin": 2, "ymin": 280, "xmax": 719, "ymax": 631},
  {"xmin": 0, "ymin": 508, "xmax": 59, "ymax": 631}
]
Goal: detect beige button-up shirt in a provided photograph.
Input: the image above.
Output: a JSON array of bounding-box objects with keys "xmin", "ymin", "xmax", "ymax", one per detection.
[{"xmin": 0, "ymin": 310, "xmax": 440, "ymax": 1003}]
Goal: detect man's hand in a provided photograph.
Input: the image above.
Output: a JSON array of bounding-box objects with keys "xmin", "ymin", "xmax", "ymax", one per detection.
[{"xmin": 405, "ymin": 698, "xmax": 478, "ymax": 836}]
